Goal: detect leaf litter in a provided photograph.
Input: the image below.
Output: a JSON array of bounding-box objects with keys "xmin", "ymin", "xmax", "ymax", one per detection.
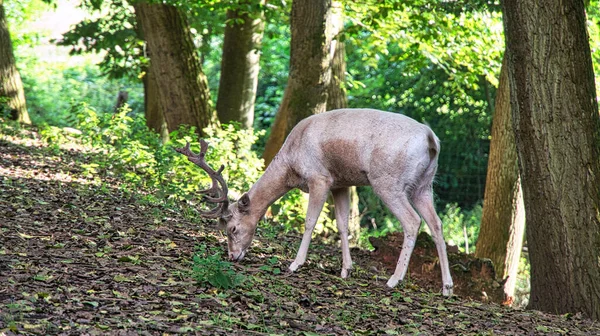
[{"xmin": 1, "ymin": 129, "xmax": 600, "ymax": 335}]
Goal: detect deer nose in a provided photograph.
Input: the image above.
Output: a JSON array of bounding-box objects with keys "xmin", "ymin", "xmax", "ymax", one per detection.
[{"xmin": 229, "ymin": 253, "xmax": 235, "ymax": 261}]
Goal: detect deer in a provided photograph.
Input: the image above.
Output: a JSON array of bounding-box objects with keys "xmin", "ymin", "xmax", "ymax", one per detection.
[{"xmin": 175, "ymin": 108, "xmax": 454, "ymax": 296}]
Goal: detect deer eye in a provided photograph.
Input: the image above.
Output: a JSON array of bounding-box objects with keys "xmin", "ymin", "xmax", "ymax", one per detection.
[{"xmin": 230, "ymin": 226, "xmax": 237, "ymax": 234}]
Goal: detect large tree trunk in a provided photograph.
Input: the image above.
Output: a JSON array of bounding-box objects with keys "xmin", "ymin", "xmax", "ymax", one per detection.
[
  {"xmin": 133, "ymin": 1, "xmax": 215, "ymax": 135},
  {"xmin": 134, "ymin": 6, "xmax": 169, "ymax": 143},
  {"xmin": 143, "ymin": 66, "xmax": 169, "ymax": 143},
  {"xmin": 323, "ymin": 1, "xmax": 361, "ymax": 244},
  {"xmin": 216, "ymin": 0, "xmax": 265, "ymax": 129},
  {"xmin": 0, "ymin": 1, "xmax": 30, "ymax": 124},
  {"xmin": 474, "ymin": 55, "xmax": 525, "ymax": 305},
  {"xmin": 503, "ymin": 0, "xmax": 600, "ymax": 319},
  {"xmin": 262, "ymin": 0, "xmax": 333, "ymax": 166}
]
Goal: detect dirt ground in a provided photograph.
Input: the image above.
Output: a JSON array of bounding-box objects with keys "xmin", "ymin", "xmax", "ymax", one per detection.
[{"xmin": 2, "ymin": 129, "xmax": 599, "ymax": 335}]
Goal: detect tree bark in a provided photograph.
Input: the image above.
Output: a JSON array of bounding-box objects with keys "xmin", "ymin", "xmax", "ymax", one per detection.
[
  {"xmin": 133, "ymin": 1, "xmax": 215, "ymax": 135},
  {"xmin": 216, "ymin": 0, "xmax": 265, "ymax": 129},
  {"xmin": 262, "ymin": 0, "xmax": 333, "ymax": 166},
  {"xmin": 143, "ymin": 66, "xmax": 169, "ymax": 143},
  {"xmin": 0, "ymin": 0, "xmax": 30, "ymax": 124},
  {"xmin": 503, "ymin": 0, "xmax": 600, "ymax": 319},
  {"xmin": 326, "ymin": 1, "xmax": 346, "ymax": 112},
  {"xmin": 323, "ymin": 1, "xmax": 361, "ymax": 244},
  {"xmin": 133, "ymin": 7, "xmax": 168, "ymax": 143},
  {"xmin": 474, "ymin": 55, "xmax": 525, "ymax": 305}
]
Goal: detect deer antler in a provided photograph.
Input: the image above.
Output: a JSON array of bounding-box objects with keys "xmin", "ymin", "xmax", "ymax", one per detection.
[{"xmin": 174, "ymin": 140, "xmax": 229, "ymax": 218}]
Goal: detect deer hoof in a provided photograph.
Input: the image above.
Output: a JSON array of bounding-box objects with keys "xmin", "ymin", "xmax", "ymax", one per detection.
[
  {"xmin": 341, "ymin": 268, "xmax": 351, "ymax": 279},
  {"xmin": 443, "ymin": 284, "xmax": 454, "ymax": 297},
  {"xmin": 386, "ymin": 277, "xmax": 400, "ymax": 288},
  {"xmin": 288, "ymin": 261, "xmax": 301, "ymax": 273}
]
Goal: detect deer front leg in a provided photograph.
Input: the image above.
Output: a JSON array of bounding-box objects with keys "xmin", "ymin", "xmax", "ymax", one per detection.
[
  {"xmin": 332, "ymin": 187, "xmax": 353, "ymax": 278},
  {"xmin": 289, "ymin": 178, "xmax": 331, "ymax": 273}
]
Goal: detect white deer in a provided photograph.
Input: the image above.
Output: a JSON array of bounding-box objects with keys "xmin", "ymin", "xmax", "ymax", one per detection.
[{"xmin": 176, "ymin": 108, "xmax": 454, "ymax": 296}]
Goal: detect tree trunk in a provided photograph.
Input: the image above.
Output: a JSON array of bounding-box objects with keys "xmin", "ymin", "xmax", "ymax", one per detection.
[
  {"xmin": 133, "ymin": 1, "xmax": 215, "ymax": 135},
  {"xmin": 216, "ymin": 0, "xmax": 265, "ymax": 129},
  {"xmin": 0, "ymin": 0, "xmax": 30, "ymax": 124},
  {"xmin": 134, "ymin": 8, "xmax": 169, "ymax": 143},
  {"xmin": 503, "ymin": 0, "xmax": 600, "ymax": 319},
  {"xmin": 143, "ymin": 66, "xmax": 169, "ymax": 143},
  {"xmin": 326, "ymin": 1, "xmax": 346, "ymax": 111},
  {"xmin": 323, "ymin": 1, "xmax": 361, "ymax": 245},
  {"xmin": 262, "ymin": 0, "xmax": 333, "ymax": 166},
  {"xmin": 474, "ymin": 55, "xmax": 525, "ymax": 304}
]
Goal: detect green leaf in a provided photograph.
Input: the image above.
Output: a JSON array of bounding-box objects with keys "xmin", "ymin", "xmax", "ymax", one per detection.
[
  {"xmin": 84, "ymin": 301, "xmax": 99, "ymax": 308},
  {"xmin": 536, "ymin": 326, "xmax": 550, "ymax": 332},
  {"xmin": 113, "ymin": 274, "xmax": 131, "ymax": 282}
]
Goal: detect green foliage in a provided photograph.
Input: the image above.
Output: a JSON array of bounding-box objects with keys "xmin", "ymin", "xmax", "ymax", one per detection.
[
  {"xmin": 58, "ymin": 1, "xmax": 141, "ymax": 79},
  {"xmin": 165, "ymin": 123, "xmax": 265, "ymax": 205},
  {"xmin": 192, "ymin": 244, "xmax": 244, "ymax": 289},
  {"xmin": 357, "ymin": 200, "xmax": 482, "ymax": 254},
  {"xmin": 514, "ymin": 254, "xmax": 531, "ymax": 308},
  {"xmin": 439, "ymin": 203, "xmax": 482, "ymax": 253},
  {"xmin": 18, "ymin": 55, "xmax": 143, "ymax": 127},
  {"xmin": 269, "ymin": 189, "xmax": 335, "ymax": 236},
  {"xmin": 344, "ymin": 0, "xmax": 503, "ymax": 86},
  {"xmin": 37, "ymin": 101, "xmax": 265, "ymax": 213},
  {"xmin": 253, "ymin": 21, "xmax": 291, "ymax": 150},
  {"xmin": 0, "ymin": 97, "xmax": 9, "ymax": 119},
  {"xmin": 3, "ymin": 0, "xmax": 50, "ymax": 48}
]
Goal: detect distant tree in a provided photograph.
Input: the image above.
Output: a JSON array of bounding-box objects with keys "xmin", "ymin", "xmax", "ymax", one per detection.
[
  {"xmin": 323, "ymin": 1, "xmax": 361, "ymax": 244},
  {"xmin": 216, "ymin": 0, "xmax": 265, "ymax": 129},
  {"xmin": 326, "ymin": 1, "xmax": 345, "ymax": 112},
  {"xmin": 262, "ymin": 0, "xmax": 333, "ymax": 166},
  {"xmin": 133, "ymin": 1, "xmax": 215, "ymax": 134},
  {"xmin": 0, "ymin": 0, "xmax": 30, "ymax": 124},
  {"xmin": 474, "ymin": 55, "xmax": 525, "ymax": 304},
  {"xmin": 503, "ymin": 0, "xmax": 600, "ymax": 319}
]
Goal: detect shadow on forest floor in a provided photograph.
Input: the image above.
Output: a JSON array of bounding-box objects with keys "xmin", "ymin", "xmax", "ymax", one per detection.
[{"xmin": 1, "ymin": 128, "xmax": 599, "ymax": 335}]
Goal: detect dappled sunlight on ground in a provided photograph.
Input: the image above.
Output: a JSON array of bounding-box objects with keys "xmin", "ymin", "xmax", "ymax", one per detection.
[
  {"xmin": 0, "ymin": 136, "xmax": 98, "ymax": 185},
  {"xmin": 2, "ymin": 128, "xmax": 600, "ymax": 335}
]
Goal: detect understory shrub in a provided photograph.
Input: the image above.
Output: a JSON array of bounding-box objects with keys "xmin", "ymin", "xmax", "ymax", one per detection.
[
  {"xmin": 357, "ymin": 201, "xmax": 482, "ymax": 253},
  {"xmin": 192, "ymin": 244, "xmax": 244, "ymax": 289},
  {"xmin": 38, "ymin": 102, "xmax": 264, "ymax": 211},
  {"xmin": 18, "ymin": 55, "xmax": 143, "ymax": 127}
]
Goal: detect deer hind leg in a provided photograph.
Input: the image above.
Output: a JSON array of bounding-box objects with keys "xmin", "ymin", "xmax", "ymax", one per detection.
[
  {"xmin": 412, "ymin": 188, "xmax": 454, "ymax": 296},
  {"xmin": 289, "ymin": 177, "xmax": 331, "ymax": 273},
  {"xmin": 374, "ymin": 186, "xmax": 422, "ymax": 289},
  {"xmin": 332, "ymin": 187, "xmax": 353, "ymax": 278}
]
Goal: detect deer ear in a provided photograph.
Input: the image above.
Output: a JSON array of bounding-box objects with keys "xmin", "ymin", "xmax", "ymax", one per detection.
[{"xmin": 238, "ymin": 193, "xmax": 250, "ymax": 212}]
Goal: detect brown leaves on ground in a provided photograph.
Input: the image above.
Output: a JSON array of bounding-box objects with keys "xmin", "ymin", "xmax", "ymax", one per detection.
[
  {"xmin": 370, "ymin": 232, "xmax": 505, "ymax": 304},
  {"xmin": 1, "ymin": 128, "xmax": 599, "ymax": 335}
]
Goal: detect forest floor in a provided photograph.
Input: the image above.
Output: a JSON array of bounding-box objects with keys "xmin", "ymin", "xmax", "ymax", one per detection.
[{"xmin": 2, "ymin": 128, "xmax": 600, "ymax": 335}]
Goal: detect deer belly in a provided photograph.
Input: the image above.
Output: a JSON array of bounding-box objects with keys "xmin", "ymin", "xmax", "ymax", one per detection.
[{"xmin": 330, "ymin": 166, "xmax": 370, "ymax": 187}]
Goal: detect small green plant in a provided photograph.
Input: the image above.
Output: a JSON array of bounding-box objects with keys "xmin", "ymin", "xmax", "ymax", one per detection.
[
  {"xmin": 192, "ymin": 244, "xmax": 244, "ymax": 290},
  {"xmin": 258, "ymin": 256, "xmax": 282, "ymax": 275}
]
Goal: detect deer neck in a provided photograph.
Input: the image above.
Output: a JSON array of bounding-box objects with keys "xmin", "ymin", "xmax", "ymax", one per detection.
[{"xmin": 247, "ymin": 156, "xmax": 292, "ymax": 220}]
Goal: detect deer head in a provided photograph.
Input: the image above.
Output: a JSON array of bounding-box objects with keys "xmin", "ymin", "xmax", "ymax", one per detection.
[{"xmin": 174, "ymin": 140, "xmax": 257, "ymax": 261}]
